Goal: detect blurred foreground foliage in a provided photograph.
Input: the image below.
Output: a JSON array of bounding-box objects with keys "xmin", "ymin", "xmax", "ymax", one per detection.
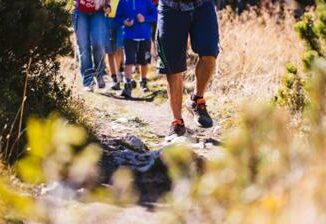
[
  {"xmin": 0, "ymin": 0, "xmax": 73, "ymax": 162},
  {"xmin": 157, "ymin": 59, "xmax": 326, "ymax": 223},
  {"xmin": 274, "ymin": 0, "xmax": 326, "ymax": 113},
  {"xmin": 0, "ymin": 58, "xmax": 325, "ymax": 222}
]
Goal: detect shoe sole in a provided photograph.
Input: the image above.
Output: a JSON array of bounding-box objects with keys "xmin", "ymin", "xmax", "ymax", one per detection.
[{"xmin": 186, "ymin": 105, "xmax": 213, "ymax": 128}]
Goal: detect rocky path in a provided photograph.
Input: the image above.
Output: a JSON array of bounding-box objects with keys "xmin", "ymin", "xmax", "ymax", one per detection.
[{"xmin": 41, "ymin": 58, "xmax": 224, "ymax": 224}]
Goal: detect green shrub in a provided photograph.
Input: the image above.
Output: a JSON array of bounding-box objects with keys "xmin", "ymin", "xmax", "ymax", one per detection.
[
  {"xmin": 275, "ymin": 0, "xmax": 326, "ymax": 112},
  {"xmin": 274, "ymin": 64, "xmax": 306, "ymax": 112},
  {"xmin": 0, "ymin": 0, "xmax": 73, "ymax": 162}
]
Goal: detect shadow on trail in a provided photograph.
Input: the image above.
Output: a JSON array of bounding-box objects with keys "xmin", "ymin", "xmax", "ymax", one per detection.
[
  {"xmin": 97, "ymin": 135, "xmax": 206, "ymax": 208},
  {"xmin": 98, "ymin": 136, "xmax": 172, "ymax": 208},
  {"xmin": 100, "ymin": 90, "xmax": 167, "ymax": 103}
]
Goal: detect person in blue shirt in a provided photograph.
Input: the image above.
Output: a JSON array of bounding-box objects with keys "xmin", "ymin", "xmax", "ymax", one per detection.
[{"xmin": 115, "ymin": 0, "xmax": 158, "ymax": 98}]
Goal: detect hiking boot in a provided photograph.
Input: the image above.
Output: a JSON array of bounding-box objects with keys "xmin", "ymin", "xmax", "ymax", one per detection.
[
  {"xmin": 110, "ymin": 74, "xmax": 121, "ymax": 90},
  {"xmin": 131, "ymin": 79, "xmax": 137, "ymax": 89},
  {"xmin": 166, "ymin": 119, "xmax": 186, "ymax": 141},
  {"xmin": 96, "ymin": 75, "xmax": 106, "ymax": 89},
  {"xmin": 186, "ymin": 97, "xmax": 213, "ymax": 128},
  {"xmin": 140, "ymin": 78, "xmax": 149, "ymax": 92},
  {"xmin": 121, "ymin": 82, "xmax": 132, "ymax": 98}
]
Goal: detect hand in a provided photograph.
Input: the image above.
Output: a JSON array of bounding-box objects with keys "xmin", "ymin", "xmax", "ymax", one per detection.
[
  {"xmin": 124, "ymin": 19, "xmax": 134, "ymax": 27},
  {"xmin": 137, "ymin": 13, "xmax": 145, "ymax": 23},
  {"xmin": 104, "ymin": 4, "xmax": 111, "ymax": 17}
]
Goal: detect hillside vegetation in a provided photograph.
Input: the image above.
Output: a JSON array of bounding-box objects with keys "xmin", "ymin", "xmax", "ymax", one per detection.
[{"xmin": 1, "ymin": 1, "xmax": 326, "ymax": 224}]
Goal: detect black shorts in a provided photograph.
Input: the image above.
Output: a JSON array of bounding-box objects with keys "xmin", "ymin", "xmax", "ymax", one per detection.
[
  {"xmin": 156, "ymin": 1, "xmax": 220, "ymax": 74},
  {"xmin": 124, "ymin": 39, "xmax": 152, "ymax": 65}
]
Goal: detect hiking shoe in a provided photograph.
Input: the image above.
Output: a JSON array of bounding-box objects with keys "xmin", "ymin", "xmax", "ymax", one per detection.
[
  {"xmin": 166, "ymin": 119, "xmax": 186, "ymax": 141},
  {"xmin": 84, "ymin": 84, "xmax": 94, "ymax": 92},
  {"xmin": 140, "ymin": 79, "xmax": 149, "ymax": 92},
  {"xmin": 121, "ymin": 82, "xmax": 132, "ymax": 98},
  {"xmin": 96, "ymin": 75, "xmax": 106, "ymax": 89},
  {"xmin": 186, "ymin": 98, "xmax": 213, "ymax": 128},
  {"xmin": 110, "ymin": 80, "xmax": 121, "ymax": 90},
  {"xmin": 131, "ymin": 79, "xmax": 137, "ymax": 89}
]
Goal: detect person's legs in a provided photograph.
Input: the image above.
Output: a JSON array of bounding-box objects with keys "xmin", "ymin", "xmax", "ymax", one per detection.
[
  {"xmin": 90, "ymin": 11, "xmax": 107, "ymax": 88},
  {"xmin": 190, "ymin": 1, "xmax": 219, "ymax": 98},
  {"xmin": 140, "ymin": 65, "xmax": 148, "ymax": 79},
  {"xmin": 116, "ymin": 49, "xmax": 124, "ymax": 73},
  {"xmin": 157, "ymin": 5, "xmax": 190, "ymax": 137},
  {"xmin": 194, "ymin": 56, "xmax": 216, "ymax": 97},
  {"xmin": 121, "ymin": 40, "xmax": 137, "ymax": 98},
  {"xmin": 115, "ymin": 24, "xmax": 125, "ymax": 75},
  {"xmin": 106, "ymin": 18, "xmax": 122, "ymax": 90},
  {"xmin": 108, "ymin": 52, "xmax": 122, "ymax": 90},
  {"xmin": 187, "ymin": 1, "xmax": 219, "ymax": 127},
  {"xmin": 137, "ymin": 40, "xmax": 151, "ymax": 91},
  {"xmin": 108, "ymin": 53, "xmax": 117, "ymax": 76},
  {"xmin": 106, "ymin": 18, "xmax": 118, "ymax": 76},
  {"xmin": 124, "ymin": 64, "xmax": 134, "ymax": 80},
  {"xmin": 167, "ymin": 73, "xmax": 183, "ymax": 120},
  {"xmin": 73, "ymin": 11, "xmax": 94, "ymax": 88}
]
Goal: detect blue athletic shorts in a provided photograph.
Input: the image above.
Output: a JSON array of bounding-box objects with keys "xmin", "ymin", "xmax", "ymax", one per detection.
[
  {"xmin": 124, "ymin": 40, "xmax": 152, "ymax": 65},
  {"xmin": 156, "ymin": 1, "xmax": 220, "ymax": 74},
  {"xmin": 106, "ymin": 18, "xmax": 124, "ymax": 54}
]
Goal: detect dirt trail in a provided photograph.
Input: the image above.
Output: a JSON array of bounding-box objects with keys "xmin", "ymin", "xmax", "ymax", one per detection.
[
  {"xmin": 62, "ymin": 56, "xmax": 222, "ymax": 157},
  {"xmin": 51, "ymin": 58, "xmax": 223, "ymax": 224}
]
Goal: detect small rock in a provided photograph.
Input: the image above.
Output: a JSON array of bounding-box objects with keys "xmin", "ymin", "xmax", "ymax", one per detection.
[
  {"xmin": 116, "ymin": 117, "xmax": 129, "ymax": 124},
  {"xmin": 122, "ymin": 134, "xmax": 148, "ymax": 152}
]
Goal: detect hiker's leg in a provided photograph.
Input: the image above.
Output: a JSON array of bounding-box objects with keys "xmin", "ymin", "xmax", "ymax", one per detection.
[
  {"xmin": 140, "ymin": 65, "xmax": 148, "ymax": 79},
  {"xmin": 123, "ymin": 40, "xmax": 137, "ymax": 80},
  {"xmin": 194, "ymin": 56, "xmax": 216, "ymax": 97},
  {"xmin": 167, "ymin": 73, "xmax": 184, "ymax": 120},
  {"xmin": 116, "ymin": 49, "xmax": 124, "ymax": 73},
  {"xmin": 73, "ymin": 11, "xmax": 94, "ymax": 87},
  {"xmin": 156, "ymin": 5, "xmax": 190, "ymax": 121},
  {"xmin": 124, "ymin": 64, "xmax": 134, "ymax": 80},
  {"xmin": 108, "ymin": 53, "xmax": 117, "ymax": 75},
  {"xmin": 106, "ymin": 18, "xmax": 120, "ymax": 78},
  {"xmin": 137, "ymin": 40, "xmax": 151, "ymax": 79},
  {"xmin": 90, "ymin": 11, "xmax": 107, "ymax": 77},
  {"xmin": 190, "ymin": 0, "xmax": 219, "ymax": 97},
  {"xmin": 115, "ymin": 24, "xmax": 125, "ymax": 73}
]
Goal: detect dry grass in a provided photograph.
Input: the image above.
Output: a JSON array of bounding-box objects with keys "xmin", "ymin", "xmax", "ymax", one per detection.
[
  {"xmin": 195, "ymin": 7, "xmax": 306, "ymax": 133},
  {"xmin": 2, "ymin": 6, "xmax": 326, "ymax": 224},
  {"xmin": 211, "ymin": 7, "xmax": 304, "ymax": 102}
]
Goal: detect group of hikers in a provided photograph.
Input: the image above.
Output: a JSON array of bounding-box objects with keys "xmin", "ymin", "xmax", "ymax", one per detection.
[{"xmin": 73, "ymin": 0, "xmax": 219, "ymax": 139}]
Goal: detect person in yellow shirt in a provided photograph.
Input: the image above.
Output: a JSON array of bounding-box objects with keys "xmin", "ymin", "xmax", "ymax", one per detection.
[{"xmin": 105, "ymin": 0, "xmax": 125, "ymax": 90}]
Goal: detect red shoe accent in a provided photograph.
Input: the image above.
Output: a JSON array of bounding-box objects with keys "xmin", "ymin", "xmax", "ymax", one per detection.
[{"xmin": 172, "ymin": 119, "xmax": 184, "ymax": 126}]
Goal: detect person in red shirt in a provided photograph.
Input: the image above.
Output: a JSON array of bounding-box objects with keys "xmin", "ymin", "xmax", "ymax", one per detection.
[{"xmin": 73, "ymin": 0, "xmax": 110, "ymax": 91}]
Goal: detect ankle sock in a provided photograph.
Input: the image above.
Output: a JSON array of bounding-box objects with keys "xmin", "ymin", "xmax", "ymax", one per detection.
[
  {"xmin": 173, "ymin": 118, "xmax": 184, "ymax": 125},
  {"xmin": 191, "ymin": 94, "xmax": 203, "ymax": 102}
]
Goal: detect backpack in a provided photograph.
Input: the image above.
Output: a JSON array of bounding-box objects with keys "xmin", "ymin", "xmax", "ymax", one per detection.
[{"xmin": 77, "ymin": 0, "xmax": 106, "ymax": 13}]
